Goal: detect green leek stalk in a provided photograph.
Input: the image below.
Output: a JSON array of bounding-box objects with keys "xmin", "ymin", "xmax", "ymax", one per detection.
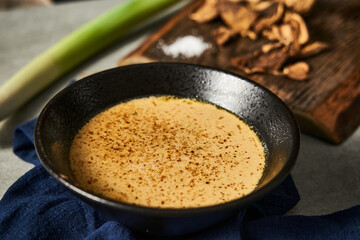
[{"xmin": 0, "ymin": 0, "xmax": 179, "ymax": 121}]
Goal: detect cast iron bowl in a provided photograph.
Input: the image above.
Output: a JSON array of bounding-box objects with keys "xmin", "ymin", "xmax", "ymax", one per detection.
[{"xmin": 34, "ymin": 62, "xmax": 300, "ymax": 237}]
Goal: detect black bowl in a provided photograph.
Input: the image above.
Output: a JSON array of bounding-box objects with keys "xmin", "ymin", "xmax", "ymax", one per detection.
[{"xmin": 34, "ymin": 63, "xmax": 300, "ymax": 237}]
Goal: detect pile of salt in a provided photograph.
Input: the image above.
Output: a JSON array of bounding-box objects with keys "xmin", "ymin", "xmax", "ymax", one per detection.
[{"xmin": 160, "ymin": 35, "xmax": 210, "ymax": 58}]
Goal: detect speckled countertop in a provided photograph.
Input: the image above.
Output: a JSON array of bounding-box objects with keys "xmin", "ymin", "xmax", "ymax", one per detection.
[{"xmin": 0, "ymin": 0, "xmax": 359, "ymax": 217}]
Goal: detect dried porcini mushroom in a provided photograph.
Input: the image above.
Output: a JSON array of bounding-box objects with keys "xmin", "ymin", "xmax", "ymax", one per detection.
[
  {"xmin": 283, "ymin": 10, "xmax": 309, "ymax": 45},
  {"xmin": 299, "ymin": 41, "xmax": 329, "ymax": 58},
  {"xmin": 218, "ymin": 1, "xmax": 258, "ymax": 35},
  {"xmin": 287, "ymin": 19, "xmax": 301, "ymax": 56},
  {"xmin": 212, "ymin": 26, "xmax": 237, "ymax": 45},
  {"xmin": 261, "ymin": 42, "xmax": 283, "ymax": 53},
  {"xmin": 276, "ymin": 0, "xmax": 315, "ymax": 15},
  {"xmin": 262, "ymin": 23, "xmax": 293, "ymax": 45},
  {"xmin": 282, "ymin": 61, "xmax": 309, "ymax": 80},
  {"xmin": 189, "ymin": 0, "xmax": 219, "ymax": 23},
  {"xmin": 249, "ymin": 1, "xmax": 273, "ymax": 11},
  {"xmin": 225, "ymin": 0, "xmax": 258, "ymax": 3},
  {"xmin": 253, "ymin": 2, "xmax": 284, "ymax": 34},
  {"xmin": 189, "ymin": 0, "xmax": 327, "ymax": 80},
  {"xmin": 261, "ymin": 10, "xmax": 308, "ymax": 51},
  {"xmin": 232, "ymin": 47, "xmax": 289, "ymax": 74},
  {"xmin": 279, "ymin": 23, "xmax": 294, "ymax": 45},
  {"xmin": 262, "ymin": 25, "xmax": 282, "ymax": 42}
]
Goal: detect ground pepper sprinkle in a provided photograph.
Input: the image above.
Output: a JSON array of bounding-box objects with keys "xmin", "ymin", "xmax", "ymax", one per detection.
[{"xmin": 69, "ymin": 96, "xmax": 266, "ymax": 208}]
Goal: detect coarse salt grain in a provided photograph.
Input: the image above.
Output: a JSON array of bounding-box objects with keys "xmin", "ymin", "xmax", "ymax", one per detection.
[{"xmin": 160, "ymin": 35, "xmax": 210, "ymax": 58}]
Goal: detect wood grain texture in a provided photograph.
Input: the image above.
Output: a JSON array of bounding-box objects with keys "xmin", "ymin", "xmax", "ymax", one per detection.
[{"xmin": 118, "ymin": 0, "xmax": 360, "ymax": 144}]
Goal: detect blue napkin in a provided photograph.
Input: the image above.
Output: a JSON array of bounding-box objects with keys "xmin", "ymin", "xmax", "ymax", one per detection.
[{"xmin": 0, "ymin": 119, "xmax": 358, "ymax": 239}]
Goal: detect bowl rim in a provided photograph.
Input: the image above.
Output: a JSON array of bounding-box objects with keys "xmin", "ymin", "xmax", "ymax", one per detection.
[{"xmin": 34, "ymin": 62, "xmax": 300, "ymax": 217}]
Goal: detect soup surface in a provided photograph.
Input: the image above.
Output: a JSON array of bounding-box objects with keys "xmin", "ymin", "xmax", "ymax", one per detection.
[{"xmin": 69, "ymin": 96, "xmax": 265, "ymax": 208}]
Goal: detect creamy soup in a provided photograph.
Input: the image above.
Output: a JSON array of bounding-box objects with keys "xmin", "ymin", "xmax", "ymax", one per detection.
[{"xmin": 69, "ymin": 96, "xmax": 266, "ymax": 208}]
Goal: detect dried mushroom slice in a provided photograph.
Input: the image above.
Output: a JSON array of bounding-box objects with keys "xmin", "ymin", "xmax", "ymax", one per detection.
[
  {"xmin": 212, "ymin": 26, "xmax": 237, "ymax": 45},
  {"xmin": 262, "ymin": 25, "xmax": 282, "ymax": 42},
  {"xmin": 299, "ymin": 41, "xmax": 329, "ymax": 58},
  {"xmin": 287, "ymin": 19, "xmax": 301, "ymax": 55},
  {"xmin": 279, "ymin": 23, "xmax": 294, "ymax": 45},
  {"xmin": 231, "ymin": 47, "xmax": 289, "ymax": 74},
  {"xmin": 253, "ymin": 2, "xmax": 285, "ymax": 34},
  {"xmin": 254, "ymin": 47, "xmax": 289, "ymax": 71},
  {"xmin": 222, "ymin": 0, "xmax": 262, "ymax": 4},
  {"xmin": 249, "ymin": 1, "xmax": 273, "ymax": 11},
  {"xmin": 244, "ymin": 30, "xmax": 258, "ymax": 40},
  {"xmin": 261, "ymin": 10, "xmax": 309, "ymax": 48},
  {"xmin": 189, "ymin": 0, "xmax": 219, "ymax": 23},
  {"xmin": 261, "ymin": 42, "xmax": 283, "ymax": 53},
  {"xmin": 224, "ymin": 0, "xmax": 255, "ymax": 3},
  {"xmin": 218, "ymin": 1, "xmax": 258, "ymax": 35},
  {"xmin": 276, "ymin": 0, "xmax": 315, "ymax": 15},
  {"xmin": 282, "ymin": 61, "xmax": 309, "ymax": 80},
  {"xmin": 262, "ymin": 24, "xmax": 292, "ymax": 45},
  {"xmin": 283, "ymin": 10, "xmax": 309, "ymax": 45}
]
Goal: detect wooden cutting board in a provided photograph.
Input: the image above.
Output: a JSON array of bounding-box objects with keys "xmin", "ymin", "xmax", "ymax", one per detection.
[{"xmin": 118, "ymin": 0, "xmax": 360, "ymax": 144}]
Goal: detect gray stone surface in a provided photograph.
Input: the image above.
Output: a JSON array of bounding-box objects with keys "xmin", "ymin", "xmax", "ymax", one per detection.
[
  {"xmin": 0, "ymin": 0, "xmax": 359, "ymax": 218},
  {"xmin": 289, "ymin": 131, "xmax": 360, "ymax": 215}
]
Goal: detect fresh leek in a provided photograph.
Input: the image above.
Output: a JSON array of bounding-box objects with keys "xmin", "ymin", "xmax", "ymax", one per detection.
[{"xmin": 0, "ymin": 0, "xmax": 179, "ymax": 121}]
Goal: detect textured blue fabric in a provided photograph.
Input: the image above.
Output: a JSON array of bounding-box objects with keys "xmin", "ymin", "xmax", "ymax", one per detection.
[{"xmin": 0, "ymin": 118, "xmax": 358, "ymax": 239}]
